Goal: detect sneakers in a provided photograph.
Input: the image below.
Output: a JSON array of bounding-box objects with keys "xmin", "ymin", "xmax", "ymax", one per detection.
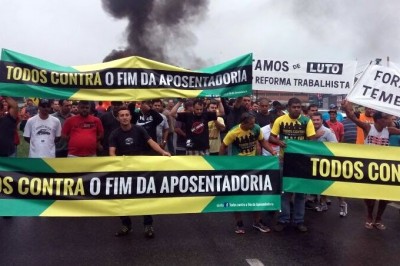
[
  {"xmin": 115, "ymin": 225, "xmax": 132, "ymax": 237},
  {"xmin": 315, "ymin": 203, "xmax": 328, "ymax": 212},
  {"xmin": 273, "ymin": 222, "xmax": 288, "ymax": 232},
  {"xmin": 273, "ymin": 222, "xmax": 308, "ymax": 232},
  {"xmin": 235, "ymin": 225, "xmax": 245, "ymax": 234},
  {"xmin": 326, "ymin": 198, "xmax": 332, "ymax": 205},
  {"xmin": 296, "ymin": 223, "xmax": 308, "ymax": 232},
  {"xmin": 305, "ymin": 200, "xmax": 317, "ymax": 210},
  {"xmin": 374, "ymin": 222, "xmax": 386, "ymax": 230},
  {"xmin": 252, "ymin": 222, "xmax": 271, "ymax": 233},
  {"xmin": 339, "ymin": 202, "xmax": 348, "ymax": 217},
  {"xmin": 144, "ymin": 225, "xmax": 155, "ymax": 238}
]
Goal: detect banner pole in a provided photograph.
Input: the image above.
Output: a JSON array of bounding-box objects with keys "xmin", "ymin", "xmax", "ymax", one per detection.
[{"xmin": 345, "ymin": 60, "xmax": 372, "ymax": 100}]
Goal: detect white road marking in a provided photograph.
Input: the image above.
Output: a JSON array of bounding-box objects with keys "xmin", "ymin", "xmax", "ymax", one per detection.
[{"xmin": 246, "ymin": 258, "xmax": 264, "ymax": 266}]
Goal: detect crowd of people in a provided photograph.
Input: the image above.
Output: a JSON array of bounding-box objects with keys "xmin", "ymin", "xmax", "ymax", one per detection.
[{"xmin": 1, "ymin": 94, "xmax": 399, "ymax": 238}]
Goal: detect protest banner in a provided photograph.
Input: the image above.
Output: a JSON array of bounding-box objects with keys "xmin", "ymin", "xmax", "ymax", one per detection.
[
  {"xmin": 253, "ymin": 55, "xmax": 357, "ymax": 94},
  {"xmin": 0, "ymin": 155, "xmax": 280, "ymax": 216},
  {"xmin": 0, "ymin": 49, "xmax": 252, "ymax": 100},
  {"xmin": 347, "ymin": 62, "xmax": 400, "ymax": 116},
  {"xmin": 283, "ymin": 140, "xmax": 400, "ymax": 201}
]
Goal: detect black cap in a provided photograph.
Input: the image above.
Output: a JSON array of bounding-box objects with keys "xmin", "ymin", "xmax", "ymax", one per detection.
[
  {"xmin": 272, "ymin": 100, "xmax": 282, "ymax": 107},
  {"xmin": 39, "ymin": 99, "xmax": 53, "ymax": 107}
]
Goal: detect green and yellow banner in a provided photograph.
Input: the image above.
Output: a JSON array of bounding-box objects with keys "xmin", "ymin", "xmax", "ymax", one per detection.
[
  {"xmin": 283, "ymin": 140, "xmax": 400, "ymax": 201},
  {"xmin": 0, "ymin": 49, "xmax": 252, "ymax": 100},
  {"xmin": 0, "ymin": 156, "xmax": 280, "ymax": 216}
]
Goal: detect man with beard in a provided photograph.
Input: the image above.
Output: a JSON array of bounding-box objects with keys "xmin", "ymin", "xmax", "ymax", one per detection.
[
  {"xmin": 171, "ymin": 99, "xmax": 220, "ymax": 155},
  {"xmin": 62, "ymin": 101, "xmax": 104, "ymax": 157},
  {"xmin": 71, "ymin": 101, "xmax": 79, "ymax": 115},
  {"xmin": 207, "ymin": 99, "xmax": 226, "ymax": 155}
]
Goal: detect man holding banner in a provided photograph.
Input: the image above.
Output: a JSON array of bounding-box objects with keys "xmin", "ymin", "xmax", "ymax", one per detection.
[
  {"xmin": 109, "ymin": 106, "xmax": 171, "ymax": 238},
  {"xmin": 219, "ymin": 112, "xmax": 276, "ymax": 234},
  {"xmin": 269, "ymin": 97, "xmax": 316, "ymax": 232},
  {"xmin": 342, "ymin": 100, "xmax": 400, "ymax": 230},
  {"xmin": 310, "ymin": 112, "xmax": 348, "ymax": 216}
]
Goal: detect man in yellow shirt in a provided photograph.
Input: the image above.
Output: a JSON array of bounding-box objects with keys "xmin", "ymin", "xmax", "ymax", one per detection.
[
  {"xmin": 269, "ymin": 97, "xmax": 316, "ymax": 232},
  {"xmin": 220, "ymin": 112, "xmax": 276, "ymax": 234}
]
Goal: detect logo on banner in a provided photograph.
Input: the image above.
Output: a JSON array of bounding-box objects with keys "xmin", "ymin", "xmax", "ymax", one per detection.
[{"xmin": 306, "ymin": 62, "xmax": 343, "ymax": 75}]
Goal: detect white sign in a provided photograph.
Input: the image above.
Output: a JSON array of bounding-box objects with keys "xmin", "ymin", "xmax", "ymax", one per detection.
[
  {"xmin": 346, "ymin": 62, "xmax": 400, "ymax": 116},
  {"xmin": 252, "ymin": 56, "xmax": 357, "ymax": 94}
]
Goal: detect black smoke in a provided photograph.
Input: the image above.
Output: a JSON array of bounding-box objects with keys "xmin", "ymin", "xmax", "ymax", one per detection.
[{"xmin": 101, "ymin": 0, "xmax": 210, "ymax": 67}]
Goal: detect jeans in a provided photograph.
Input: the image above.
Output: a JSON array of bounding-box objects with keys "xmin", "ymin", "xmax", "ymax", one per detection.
[
  {"xmin": 120, "ymin": 215, "xmax": 153, "ymax": 227},
  {"xmin": 167, "ymin": 132, "xmax": 175, "ymax": 155},
  {"xmin": 279, "ymin": 192, "xmax": 305, "ymax": 224}
]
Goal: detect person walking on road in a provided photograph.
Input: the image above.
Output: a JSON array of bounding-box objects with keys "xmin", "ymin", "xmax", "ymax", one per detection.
[
  {"xmin": 109, "ymin": 106, "xmax": 171, "ymax": 238},
  {"xmin": 342, "ymin": 100, "xmax": 400, "ymax": 230},
  {"xmin": 269, "ymin": 97, "xmax": 316, "ymax": 233},
  {"xmin": 220, "ymin": 112, "xmax": 276, "ymax": 234}
]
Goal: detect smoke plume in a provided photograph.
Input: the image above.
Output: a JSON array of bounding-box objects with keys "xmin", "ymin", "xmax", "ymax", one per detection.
[
  {"xmin": 101, "ymin": 0, "xmax": 210, "ymax": 68},
  {"xmin": 272, "ymin": 0, "xmax": 400, "ymax": 63}
]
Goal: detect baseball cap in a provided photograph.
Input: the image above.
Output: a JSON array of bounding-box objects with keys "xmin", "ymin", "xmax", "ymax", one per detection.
[
  {"xmin": 329, "ymin": 104, "xmax": 337, "ymax": 109},
  {"xmin": 272, "ymin": 100, "xmax": 282, "ymax": 107},
  {"xmin": 39, "ymin": 99, "xmax": 53, "ymax": 107}
]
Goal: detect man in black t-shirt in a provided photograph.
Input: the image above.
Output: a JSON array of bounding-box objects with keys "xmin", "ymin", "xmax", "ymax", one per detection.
[
  {"xmin": 171, "ymin": 99, "xmax": 217, "ymax": 155},
  {"xmin": 109, "ymin": 106, "xmax": 170, "ymax": 238},
  {"xmin": 98, "ymin": 101, "xmax": 124, "ymax": 156},
  {"xmin": 131, "ymin": 100, "xmax": 164, "ymax": 155},
  {"xmin": 222, "ymin": 96, "xmax": 252, "ymax": 131},
  {"xmin": 255, "ymin": 97, "xmax": 275, "ymax": 127}
]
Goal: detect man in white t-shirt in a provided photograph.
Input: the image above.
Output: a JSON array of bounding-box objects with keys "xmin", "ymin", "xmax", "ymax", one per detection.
[
  {"xmin": 261, "ymin": 119, "xmax": 280, "ymax": 156},
  {"xmin": 23, "ymin": 99, "xmax": 62, "ymax": 158}
]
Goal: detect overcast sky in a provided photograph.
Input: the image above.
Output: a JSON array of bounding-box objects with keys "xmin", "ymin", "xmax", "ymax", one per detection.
[{"xmin": 1, "ymin": 0, "xmax": 400, "ymax": 74}]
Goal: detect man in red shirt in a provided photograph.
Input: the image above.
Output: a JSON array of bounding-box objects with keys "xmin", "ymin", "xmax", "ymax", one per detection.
[
  {"xmin": 62, "ymin": 101, "xmax": 104, "ymax": 157},
  {"xmin": 326, "ymin": 109, "xmax": 344, "ymax": 142}
]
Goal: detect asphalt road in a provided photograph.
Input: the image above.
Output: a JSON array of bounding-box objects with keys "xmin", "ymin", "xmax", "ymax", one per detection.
[{"xmin": 1, "ymin": 199, "xmax": 400, "ymax": 266}]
